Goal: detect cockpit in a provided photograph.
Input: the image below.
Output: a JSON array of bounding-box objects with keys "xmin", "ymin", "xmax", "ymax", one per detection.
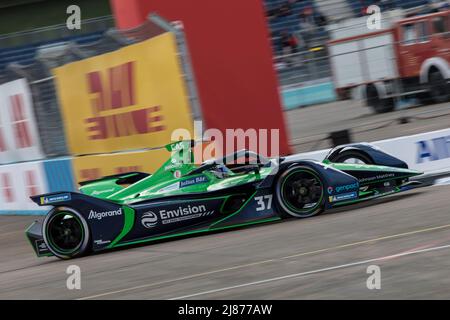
[{"xmin": 189, "ymin": 150, "xmax": 275, "ymax": 178}]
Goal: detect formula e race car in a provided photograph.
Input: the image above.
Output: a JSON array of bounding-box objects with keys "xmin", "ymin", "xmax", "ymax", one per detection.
[{"xmin": 26, "ymin": 140, "xmax": 422, "ymax": 259}]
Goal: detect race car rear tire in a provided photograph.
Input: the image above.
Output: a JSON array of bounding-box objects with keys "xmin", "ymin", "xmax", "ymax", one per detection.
[
  {"xmin": 275, "ymin": 166, "xmax": 325, "ymax": 218},
  {"xmin": 43, "ymin": 207, "xmax": 91, "ymax": 259}
]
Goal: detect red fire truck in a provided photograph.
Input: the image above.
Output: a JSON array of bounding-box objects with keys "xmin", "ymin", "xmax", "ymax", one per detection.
[{"xmin": 329, "ymin": 10, "xmax": 450, "ymax": 113}]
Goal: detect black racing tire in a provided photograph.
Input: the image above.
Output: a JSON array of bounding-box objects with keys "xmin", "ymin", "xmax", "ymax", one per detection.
[
  {"xmin": 366, "ymin": 85, "xmax": 394, "ymax": 113},
  {"xmin": 42, "ymin": 207, "xmax": 91, "ymax": 259},
  {"xmin": 429, "ymin": 71, "xmax": 450, "ymax": 104},
  {"xmin": 329, "ymin": 150, "xmax": 374, "ymax": 165},
  {"xmin": 275, "ymin": 166, "xmax": 325, "ymax": 218}
]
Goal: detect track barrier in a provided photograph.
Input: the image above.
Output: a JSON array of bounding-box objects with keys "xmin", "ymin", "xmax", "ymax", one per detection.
[{"xmin": 1, "ymin": 127, "xmax": 450, "ymax": 214}]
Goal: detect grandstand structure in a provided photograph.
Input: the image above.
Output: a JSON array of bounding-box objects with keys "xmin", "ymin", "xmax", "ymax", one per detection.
[{"xmin": 0, "ymin": 16, "xmax": 114, "ymax": 74}]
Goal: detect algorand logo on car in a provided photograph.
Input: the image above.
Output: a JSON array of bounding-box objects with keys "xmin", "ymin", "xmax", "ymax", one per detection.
[
  {"xmin": 141, "ymin": 211, "xmax": 158, "ymax": 229},
  {"xmin": 88, "ymin": 208, "xmax": 122, "ymax": 220}
]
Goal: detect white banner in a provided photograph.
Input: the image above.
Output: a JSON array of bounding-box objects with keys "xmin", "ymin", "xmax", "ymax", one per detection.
[
  {"xmin": 374, "ymin": 128, "xmax": 450, "ymax": 175},
  {"xmin": 287, "ymin": 128, "xmax": 450, "ymax": 176},
  {"xmin": 0, "ymin": 160, "xmax": 49, "ymax": 213},
  {"xmin": 0, "ymin": 78, "xmax": 44, "ymax": 164}
]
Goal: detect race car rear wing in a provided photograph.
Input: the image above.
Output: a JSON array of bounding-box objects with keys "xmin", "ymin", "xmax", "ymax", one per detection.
[
  {"xmin": 30, "ymin": 192, "xmax": 74, "ymax": 206},
  {"xmin": 28, "ymin": 191, "xmax": 130, "ymax": 254}
]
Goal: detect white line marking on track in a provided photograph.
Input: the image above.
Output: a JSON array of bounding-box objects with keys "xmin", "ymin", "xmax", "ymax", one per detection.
[
  {"xmin": 169, "ymin": 243, "xmax": 450, "ymax": 300},
  {"xmin": 282, "ymin": 223, "xmax": 450, "ymax": 259},
  {"xmin": 77, "ymin": 259, "xmax": 278, "ymax": 300},
  {"xmin": 77, "ymin": 223, "xmax": 450, "ymax": 300}
]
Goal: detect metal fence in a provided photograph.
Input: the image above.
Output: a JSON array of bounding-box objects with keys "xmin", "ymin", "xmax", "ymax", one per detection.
[
  {"xmin": 0, "ymin": 16, "xmax": 115, "ymax": 49},
  {"xmin": 0, "ymin": 14, "xmax": 199, "ymax": 160},
  {"xmin": 275, "ymin": 46, "xmax": 331, "ymax": 87}
]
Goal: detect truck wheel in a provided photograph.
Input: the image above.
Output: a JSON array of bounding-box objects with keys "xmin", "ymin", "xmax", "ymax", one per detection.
[
  {"xmin": 275, "ymin": 166, "xmax": 325, "ymax": 218},
  {"xmin": 43, "ymin": 207, "xmax": 91, "ymax": 259},
  {"xmin": 366, "ymin": 85, "xmax": 394, "ymax": 113},
  {"xmin": 429, "ymin": 71, "xmax": 450, "ymax": 104}
]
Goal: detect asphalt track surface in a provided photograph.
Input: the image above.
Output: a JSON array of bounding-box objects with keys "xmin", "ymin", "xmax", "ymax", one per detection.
[
  {"xmin": 1, "ymin": 184, "xmax": 450, "ymax": 299},
  {"xmin": 288, "ymin": 100, "xmax": 450, "ymax": 153}
]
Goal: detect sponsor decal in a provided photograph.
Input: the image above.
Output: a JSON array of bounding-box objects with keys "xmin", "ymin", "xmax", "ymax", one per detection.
[
  {"xmin": 359, "ymin": 173, "xmax": 395, "ymax": 183},
  {"xmin": 88, "ymin": 208, "xmax": 122, "ymax": 220},
  {"xmin": 328, "ymin": 183, "xmax": 359, "ymax": 195},
  {"xmin": 351, "ymin": 164, "xmax": 406, "ymax": 172},
  {"xmin": 173, "ymin": 170, "xmax": 182, "ymax": 178},
  {"xmin": 335, "ymin": 182, "xmax": 359, "ymax": 194},
  {"xmin": 40, "ymin": 193, "xmax": 71, "ymax": 205},
  {"xmin": 141, "ymin": 211, "xmax": 158, "ymax": 229},
  {"xmin": 179, "ymin": 175, "xmax": 209, "ymax": 188},
  {"xmin": 158, "ymin": 182, "xmax": 180, "ymax": 193},
  {"xmin": 170, "ymin": 141, "xmax": 184, "ymax": 151},
  {"xmin": 140, "ymin": 205, "xmax": 214, "ymax": 229},
  {"xmin": 165, "ymin": 163, "xmax": 182, "ymax": 171},
  {"xmin": 165, "ymin": 157, "xmax": 183, "ymax": 171},
  {"xmin": 329, "ymin": 191, "xmax": 358, "ymax": 203},
  {"xmin": 94, "ymin": 239, "xmax": 111, "ymax": 245},
  {"xmin": 92, "ymin": 188, "xmax": 116, "ymax": 196},
  {"xmin": 54, "ymin": 33, "xmax": 195, "ymax": 156},
  {"xmin": 417, "ymin": 136, "xmax": 450, "ymax": 163},
  {"xmin": 85, "ymin": 62, "xmax": 165, "ymax": 140},
  {"xmin": 160, "ymin": 205, "xmax": 214, "ymax": 224}
]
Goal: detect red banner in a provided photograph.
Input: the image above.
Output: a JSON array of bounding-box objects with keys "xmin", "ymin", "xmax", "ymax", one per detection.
[{"xmin": 110, "ymin": 0, "xmax": 291, "ymax": 156}]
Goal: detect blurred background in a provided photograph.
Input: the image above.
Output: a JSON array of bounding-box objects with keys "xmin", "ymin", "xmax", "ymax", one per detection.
[{"xmin": 0, "ymin": 0, "xmax": 448, "ymax": 213}]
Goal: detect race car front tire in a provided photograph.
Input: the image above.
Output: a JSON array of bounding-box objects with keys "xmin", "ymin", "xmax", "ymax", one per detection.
[
  {"xmin": 275, "ymin": 166, "xmax": 325, "ymax": 218},
  {"xmin": 328, "ymin": 150, "xmax": 374, "ymax": 165},
  {"xmin": 42, "ymin": 207, "xmax": 91, "ymax": 259}
]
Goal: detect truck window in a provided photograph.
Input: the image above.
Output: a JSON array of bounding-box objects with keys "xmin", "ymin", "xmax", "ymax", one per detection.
[
  {"xmin": 416, "ymin": 21, "xmax": 429, "ymax": 42},
  {"xmin": 432, "ymin": 16, "xmax": 446, "ymax": 34},
  {"xmin": 402, "ymin": 24, "xmax": 416, "ymax": 45}
]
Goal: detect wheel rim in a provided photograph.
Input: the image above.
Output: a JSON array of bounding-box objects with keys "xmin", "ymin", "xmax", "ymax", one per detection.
[
  {"xmin": 46, "ymin": 212, "xmax": 84, "ymax": 254},
  {"xmin": 280, "ymin": 170, "xmax": 323, "ymax": 215}
]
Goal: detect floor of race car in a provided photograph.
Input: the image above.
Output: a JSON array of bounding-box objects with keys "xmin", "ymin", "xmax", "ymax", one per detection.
[{"xmin": 1, "ymin": 184, "xmax": 450, "ymax": 299}]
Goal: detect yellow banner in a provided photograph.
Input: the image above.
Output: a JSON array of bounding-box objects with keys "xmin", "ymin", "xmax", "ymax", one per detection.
[{"xmin": 53, "ymin": 32, "xmax": 194, "ymax": 155}]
